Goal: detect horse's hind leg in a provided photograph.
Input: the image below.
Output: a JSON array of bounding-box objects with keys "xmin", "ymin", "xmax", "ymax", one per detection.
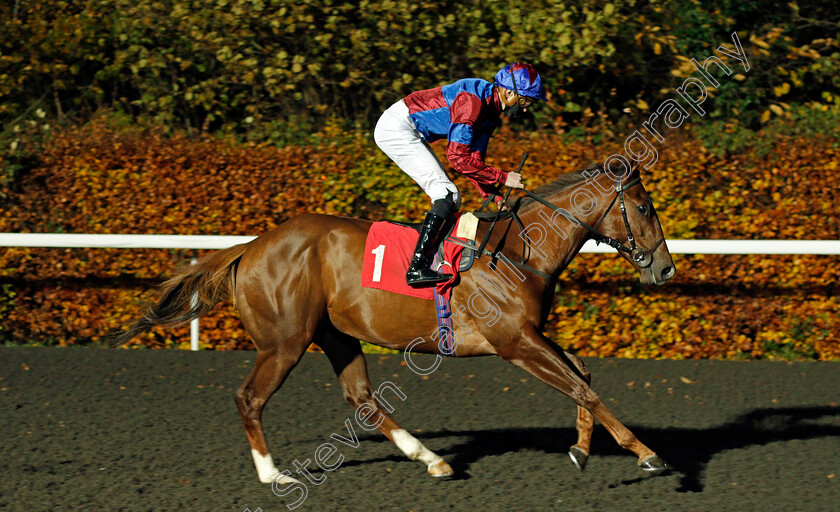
[
  {"xmin": 319, "ymin": 328, "xmax": 454, "ymax": 477},
  {"xmin": 566, "ymin": 352, "xmax": 594, "ymax": 471},
  {"xmin": 234, "ymin": 285, "xmax": 316, "ymax": 484},
  {"xmin": 234, "ymin": 342, "xmax": 310, "ymax": 484},
  {"xmin": 497, "ymin": 325, "xmax": 668, "ymax": 474}
]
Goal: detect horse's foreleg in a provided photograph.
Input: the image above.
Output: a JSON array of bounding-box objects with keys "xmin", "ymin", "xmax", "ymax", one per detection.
[
  {"xmin": 496, "ymin": 326, "xmax": 668, "ymax": 473},
  {"xmin": 320, "ymin": 331, "xmax": 454, "ymax": 477},
  {"xmin": 569, "ymin": 406, "xmax": 595, "ymax": 470},
  {"xmin": 565, "ymin": 352, "xmax": 594, "ymax": 471}
]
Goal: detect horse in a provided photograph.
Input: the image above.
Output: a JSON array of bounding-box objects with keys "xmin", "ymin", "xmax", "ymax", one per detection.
[{"xmin": 110, "ymin": 163, "xmax": 676, "ymax": 485}]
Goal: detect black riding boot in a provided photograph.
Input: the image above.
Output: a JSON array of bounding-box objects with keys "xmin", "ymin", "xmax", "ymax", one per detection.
[{"xmin": 406, "ymin": 211, "xmax": 452, "ymax": 287}]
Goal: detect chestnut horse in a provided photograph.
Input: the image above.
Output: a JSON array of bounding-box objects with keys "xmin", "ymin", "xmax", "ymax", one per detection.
[{"xmin": 111, "ymin": 164, "xmax": 676, "ymax": 484}]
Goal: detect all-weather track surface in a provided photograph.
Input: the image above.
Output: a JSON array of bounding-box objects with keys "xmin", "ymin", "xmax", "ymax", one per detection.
[{"xmin": 1, "ymin": 347, "xmax": 838, "ymax": 511}]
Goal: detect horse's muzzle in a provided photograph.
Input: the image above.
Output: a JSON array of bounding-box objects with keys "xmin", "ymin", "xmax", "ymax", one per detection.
[{"xmin": 633, "ymin": 237, "xmax": 667, "ymax": 269}]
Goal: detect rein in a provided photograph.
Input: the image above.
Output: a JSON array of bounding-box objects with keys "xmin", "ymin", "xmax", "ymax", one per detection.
[
  {"xmin": 448, "ymin": 173, "xmax": 664, "ymax": 281},
  {"xmin": 523, "ymin": 177, "xmax": 642, "ymax": 256}
]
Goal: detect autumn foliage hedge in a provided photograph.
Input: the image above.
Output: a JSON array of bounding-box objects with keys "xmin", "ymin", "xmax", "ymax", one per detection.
[
  {"xmin": 1, "ymin": 115, "xmax": 838, "ymax": 359},
  {"xmin": 2, "ymin": 0, "xmax": 839, "ymax": 138}
]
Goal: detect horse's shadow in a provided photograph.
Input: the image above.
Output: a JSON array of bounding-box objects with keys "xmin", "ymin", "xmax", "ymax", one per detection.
[{"xmin": 342, "ymin": 406, "xmax": 840, "ymax": 492}]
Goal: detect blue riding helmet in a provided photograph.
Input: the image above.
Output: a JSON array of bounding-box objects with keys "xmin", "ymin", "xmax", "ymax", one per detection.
[{"xmin": 494, "ymin": 63, "xmax": 547, "ymax": 101}]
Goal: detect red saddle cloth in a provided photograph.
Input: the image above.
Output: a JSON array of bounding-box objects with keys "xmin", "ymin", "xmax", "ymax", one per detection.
[{"xmin": 361, "ymin": 216, "xmax": 467, "ymax": 300}]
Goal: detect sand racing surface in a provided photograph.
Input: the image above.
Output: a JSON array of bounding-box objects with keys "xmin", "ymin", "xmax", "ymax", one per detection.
[{"xmin": 1, "ymin": 347, "xmax": 839, "ymax": 511}]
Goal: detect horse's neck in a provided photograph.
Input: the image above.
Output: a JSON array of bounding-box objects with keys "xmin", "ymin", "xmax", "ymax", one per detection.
[{"xmin": 515, "ymin": 188, "xmax": 600, "ymax": 278}]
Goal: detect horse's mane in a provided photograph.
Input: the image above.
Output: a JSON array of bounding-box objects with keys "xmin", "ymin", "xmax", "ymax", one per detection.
[{"xmin": 518, "ymin": 161, "xmax": 602, "ymax": 210}]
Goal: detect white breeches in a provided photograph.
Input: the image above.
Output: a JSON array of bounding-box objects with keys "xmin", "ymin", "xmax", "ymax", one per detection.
[{"xmin": 374, "ymin": 99, "xmax": 461, "ymax": 208}]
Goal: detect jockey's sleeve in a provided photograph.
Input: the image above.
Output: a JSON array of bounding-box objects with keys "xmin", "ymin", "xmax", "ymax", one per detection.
[
  {"xmin": 446, "ymin": 91, "xmax": 507, "ymax": 191},
  {"xmin": 472, "ymin": 179, "xmax": 503, "ymax": 200},
  {"xmin": 471, "ymin": 130, "xmax": 492, "ymax": 156}
]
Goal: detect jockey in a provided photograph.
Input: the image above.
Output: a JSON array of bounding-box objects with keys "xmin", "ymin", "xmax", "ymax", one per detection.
[{"xmin": 374, "ymin": 62, "xmax": 547, "ymax": 287}]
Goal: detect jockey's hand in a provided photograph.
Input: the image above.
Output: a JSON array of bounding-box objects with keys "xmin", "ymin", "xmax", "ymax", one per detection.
[
  {"xmin": 505, "ymin": 172, "xmax": 524, "ymax": 189},
  {"xmin": 494, "ymin": 195, "xmax": 510, "ymax": 211}
]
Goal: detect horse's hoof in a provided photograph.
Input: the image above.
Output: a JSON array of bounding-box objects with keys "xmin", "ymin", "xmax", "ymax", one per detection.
[
  {"xmin": 264, "ymin": 472, "xmax": 301, "ymax": 485},
  {"xmin": 568, "ymin": 445, "xmax": 589, "ymax": 471},
  {"xmin": 638, "ymin": 454, "xmax": 670, "ymax": 474},
  {"xmin": 428, "ymin": 459, "xmax": 454, "ymax": 478}
]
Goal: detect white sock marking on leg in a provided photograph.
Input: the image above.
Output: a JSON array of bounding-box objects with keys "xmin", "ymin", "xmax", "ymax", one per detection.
[
  {"xmin": 251, "ymin": 449, "xmax": 299, "ymax": 484},
  {"xmin": 391, "ymin": 429, "xmax": 444, "ymax": 468}
]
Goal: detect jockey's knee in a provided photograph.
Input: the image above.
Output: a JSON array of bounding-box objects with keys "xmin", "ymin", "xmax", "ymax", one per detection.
[
  {"xmin": 430, "ymin": 191, "xmax": 459, "ymax": 217},
  {"xmin": 372, "ymin": 123, "xmax": 387, "ymax": 150}
]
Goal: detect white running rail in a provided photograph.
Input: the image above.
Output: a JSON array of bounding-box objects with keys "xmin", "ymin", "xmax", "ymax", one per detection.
[
  {"xmin": 2, "ymin": 233, "xmax": 840, "ymax": 254},
  {"xmin": 3, "ymin": 233, "xmax": 839, "ymax": 350}
]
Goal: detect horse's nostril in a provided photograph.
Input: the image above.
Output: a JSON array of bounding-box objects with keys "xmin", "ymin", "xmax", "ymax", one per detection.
[{"xmin": 661, "ymin": 266, "xmax": 675, "ymax": 280}]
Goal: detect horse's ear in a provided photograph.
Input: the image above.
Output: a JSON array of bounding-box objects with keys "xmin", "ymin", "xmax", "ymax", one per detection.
[
  {"xmin": 595, "ymin": 158, "xmax": 640, "ymax": 180},
  {"xmin": 626, "ymin": 160, "xmax": 642, "ymax": 180}
]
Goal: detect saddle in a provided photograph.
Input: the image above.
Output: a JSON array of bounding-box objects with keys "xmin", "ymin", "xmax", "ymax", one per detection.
[
  {"xmin": 385, "ymin": 212, "xmax": 479, "ymax": 273},
  {"xmin": 362, "ymin": 210, "xmax": 495, "ymax": 355},
  {"xmin": 360, "ymin": 213, "xmax": 477, "ymax": 301},
  {"xmin": 379, "ymin": 214, "xmax": 480, "ymax": 355}
]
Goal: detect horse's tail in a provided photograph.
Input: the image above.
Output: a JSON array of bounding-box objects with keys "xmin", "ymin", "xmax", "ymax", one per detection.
[{"xmin": 108, "ymin": 243, "xmax": 249, "ymax": 348}]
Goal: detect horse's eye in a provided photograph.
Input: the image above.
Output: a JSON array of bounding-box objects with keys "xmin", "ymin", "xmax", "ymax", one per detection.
[{"xmin": 637, "ymin": 205, "xmax": 648, "ymax": 216}]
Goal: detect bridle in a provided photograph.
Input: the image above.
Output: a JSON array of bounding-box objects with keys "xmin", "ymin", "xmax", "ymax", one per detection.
[
  {"xmin": 521, "ymin": 175, "xmax": 664, "ymax": 268},
  {"xmin": 456, "ymin": 173, "xmax": 665, "ymax": 281}
]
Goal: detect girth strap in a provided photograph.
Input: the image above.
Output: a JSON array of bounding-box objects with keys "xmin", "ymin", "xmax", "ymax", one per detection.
[{"xmin": 443, "ymin": 235, "xmax": 552, "ymax": 281}]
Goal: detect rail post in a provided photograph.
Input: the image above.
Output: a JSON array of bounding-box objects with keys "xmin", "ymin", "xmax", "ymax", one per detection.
[{"xmin": 190, "ymin": 257, "xmax": 200, "ymax": 351}]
